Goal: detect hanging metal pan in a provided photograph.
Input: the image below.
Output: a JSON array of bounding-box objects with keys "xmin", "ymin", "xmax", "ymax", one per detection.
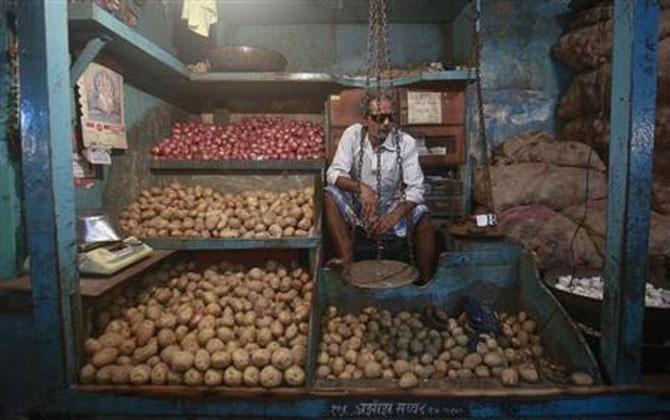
[
  {"xmin": 342, "ymin": 259, "xmax": 419, "ymax": 288},
  {"xmin": 206, "ymin": 46, "xmax": 288, "ymax": 72}
]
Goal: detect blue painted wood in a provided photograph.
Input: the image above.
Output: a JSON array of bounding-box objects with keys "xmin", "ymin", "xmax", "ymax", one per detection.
[
  {"xmin": 17, "ymin": 0, "xmax": 79, "ymax": 392},
  {"xmin": 68, "ymin": 2, "xmax": 186, "ymax": 76},
  {"xmin": 602, "ymin": 0, "xmax": 659, "ymax": 385},
  {"xmin": 144, "ymin": 237, "xmax": 319, "ymax": 250},
  {"xmin": 69, "ymin": 37, "xmax": 107, "ymax": 86}
]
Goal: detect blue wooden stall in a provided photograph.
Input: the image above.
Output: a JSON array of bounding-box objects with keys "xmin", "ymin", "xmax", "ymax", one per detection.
[{"xmin": 1, "ymin": 0, "xmax": 668, "ymax": 417}]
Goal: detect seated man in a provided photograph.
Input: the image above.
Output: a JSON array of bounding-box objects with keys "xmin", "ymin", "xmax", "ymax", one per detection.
[{"xmin": 324, "ymin": 93, "xmax": 436, "ymax": 283}]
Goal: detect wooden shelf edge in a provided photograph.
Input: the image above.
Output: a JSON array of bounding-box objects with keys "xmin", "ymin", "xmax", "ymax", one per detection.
[
  {"xmin": 149, "ymin": 159, "xmax": 326, "ymax": 173},
  {"xmin": 143, "ymin": 237, "xmax": 320, "ymax": 251},
  {"xmin": 0, "ymin": 251, "xmax": 175, "ymax": 298}
]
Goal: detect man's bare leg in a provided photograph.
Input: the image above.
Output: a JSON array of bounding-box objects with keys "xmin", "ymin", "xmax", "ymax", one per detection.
[
  {"xmin": 324, "ymin": 192, "xmax": 354, "ymax": 266},
  {"xmin": 413, "ymin": 216, "xmax": 436, "ymax": 284}
]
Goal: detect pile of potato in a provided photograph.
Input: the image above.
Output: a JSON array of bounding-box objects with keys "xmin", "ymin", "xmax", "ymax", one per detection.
[
  {"xmin": 80, "ymin": 260, "xmax": 312, "ymax": 388},
  {"xmin": 119, "ymin": 183, "xmax": 315, "ymax": 239},
  {"xmin": 317, "ymin": 306, "xmax": 594, "ymax": 388}
]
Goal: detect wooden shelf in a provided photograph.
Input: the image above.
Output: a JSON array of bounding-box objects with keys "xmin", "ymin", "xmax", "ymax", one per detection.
[
  {"xmin": 143, "ymin": 237, "xmax": 319, "ymax": 251},
  {"xmin": 0, "ymin": 251, "xmax": 175, "ymax": 298},
  {"xmin": 150, "ymin": 159, "xmax": 325, "ymax": 174}
]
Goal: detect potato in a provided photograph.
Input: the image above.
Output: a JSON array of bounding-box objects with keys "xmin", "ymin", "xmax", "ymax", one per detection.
[
  {"xmin": 271, "ymin": 348, "xmax": 292, "ymax": 370},
  {"xmin": 242, "ymin": 366, "xmax": 260, "ymax": 387},
  {"xmin": 571, "ymin": 371, "xmax": 594, "ymax": 386},
  {"xmin": 250, "ymin": 348, "xmax": 271, "ymax": 368},
  {"xmin": 157, "ymin": 328, "xmax": 177, "ymax": 348},
  {"xmin": 211, "ymin": 350, "xmax": 232, "ymax": 369},
  {"xmin": 184, "ymin": 368, "xmax": 204, "ymax": 386},
  {"xmin": 84, "ymin": 338, "xmax": 102, "ymax": 355},
  {"xmin": 462, "ymin": 353, "xmax": 482, "ymax": 370},
  {"xmin": 331, "ymin": 357, "xmax": 346, "ymax": 376},
  {"xmin": 80, "ymin": 364, "xmax": 96, "ymax": 384},
  {"xmin": 393, "ymin": 359, "xmax": 410, "ymax": 376},
  {"xmin": 119, "ymin": 338, "xmax": 137, "ymax": 356},
  {"xmin": 95, "ymin": 365, "xmax": 114, "ymax": 384},
  {"xmin": 159, "ymin": 345, "xmax": 180, "ymax": 365},
  {"xmin": 92, "ymin": 348, "xmax": 118, "ymax": 368},
  {"xmin": 205, "ymin": 338, "xmax": 225, "ymax": 354},
  {"xmin": 364, "ymin": 361, "xmax": 383, "ymax": 379},
  {"xmin": 133, "ymin": 320, "xmax": 155, "ymax": 346},
  {"xmin": 501, "ymin": 368, "xmax": 519, "ymax": 386},
  {"xmin": 131, "ymin": 341, "xmax": 158, "ymax": 364},
  {"xmin": 450, "ymin": 346, "xmax": 467, "ymax": 361},
  {"xmin": 518, "ymin": 364, "xmax": 539, "ymax": 382},
  {"xmin": 216, "ymin": 326, "xmax": 235, "ymax": 343},
  {"xmin": 398, "ymin": 372, "xmax": 418, "ymax": 388},
  {"xmin": 99, "ymin": 332, "xmax": 124, "ymax": 348},
  {"xmin": 232, "ymin": 348, "xmax": 250, "ymax": 370},
  {"xmin": 259, "ymin": 366, "xmax": 282, "ymax": 388},
  {"xmin": 175, "ymin": 325, "xmax": 189, "ymax": 341},
  {"xmin": 224, "ymin": 366, "xmax": 243, "ymax": 386},
  {"xmin": 171, "ymin": 351, "xmax": 194, "ymax": 372},
  {"xmin": 130, "ymin": 364, "xmax": 151, "ymax": 385},
  {"xmin": 483, "ymin": 352, "xmax": 503, "ymax": 367},
  {"xmin": 150, "ymin": 363, "xmax": 169, "ymax": 385},
  {"xmin": 194, "ymin": 349, "xmax": 211, "ymax": 372}
]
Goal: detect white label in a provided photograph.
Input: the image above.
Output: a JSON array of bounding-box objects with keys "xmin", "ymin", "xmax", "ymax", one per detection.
[
  {"xmin": 407, "ymin": 91, "xmax": 442, "ymax": 124},
  {"xmin": 84, "ymin": 147, "xmax": 112, "ymax": 165}
]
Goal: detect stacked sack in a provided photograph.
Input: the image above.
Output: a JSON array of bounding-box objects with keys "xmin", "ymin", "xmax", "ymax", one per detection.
[
  {"xmin": 553, "ymin": 0, "xmax": 670, "ymax": 217},
  {"xmin": 474, "ymin": 131, "xmax": 670, "ymax": 271}
]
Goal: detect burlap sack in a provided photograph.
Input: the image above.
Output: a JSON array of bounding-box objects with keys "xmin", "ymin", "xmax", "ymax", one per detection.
[
  {"xmin": 498, "ymin": 131, "xmax": 606, "ymax": 171},
  {"xmin": 562, "ymin": 199, "xmax": 670, "ymax": 256},
  {"xmin": 558, "ymin": 39, "xmax": 670, "ymax": 119},
  {"xmin": 474, "ymin": 163, "xmax": 607, "ymax": 212},
  {"xmin": 554, "ymin": 10, "xmax": 669, "ymax": 72},
  {"xmin": 499, "ymin": 205, "xmax": 603, "ymax": 270}
]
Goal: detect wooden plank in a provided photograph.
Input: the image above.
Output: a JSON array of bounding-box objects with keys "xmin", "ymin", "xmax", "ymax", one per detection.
[
  {"xmin": 0, "ymin": 251, "xmax": 175, "ymax": 298},
  {"xmin": 149, "ymin": 159, "xmax": 325, "ymax": 174},
  {"xmin": 144, "ymin": 237, "xmax": 320, "ymax": 250},
  {"xmin": 602, "ymin": 0, "xmax": 660, "ymax": 385},
  {"xmin": 79, "ymin": 251, "xmax": 174, "ymax": 298}
]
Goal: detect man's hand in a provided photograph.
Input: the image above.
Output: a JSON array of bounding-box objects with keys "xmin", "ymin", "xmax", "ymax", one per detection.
[
  {"xmin": 359, "ymin": 183, "xmax": 378, "ymax": 224},
  {"xmin": 368, "ymin": 211, "xmax": 402, "ymax": 238}
]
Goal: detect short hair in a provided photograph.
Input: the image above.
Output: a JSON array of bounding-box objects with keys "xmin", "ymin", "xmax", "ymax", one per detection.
[{"xmin": 360, "ymin": 91, "xmax": 395, "ymax": 116}]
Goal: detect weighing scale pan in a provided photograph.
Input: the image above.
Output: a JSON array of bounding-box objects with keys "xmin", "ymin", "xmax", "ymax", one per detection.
[{"xmin": 343, "ymin": 259, "xmax": 418, "ymax": 288}]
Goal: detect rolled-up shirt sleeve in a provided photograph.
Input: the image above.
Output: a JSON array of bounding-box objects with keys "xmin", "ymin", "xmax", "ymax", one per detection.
[
  {"xmin": 326, "ymin": 124, "xmax": 360, "ymax": 186},
  {"xmin": 401, "ymin": 133, "xmax": 425, "ymax": 204}
]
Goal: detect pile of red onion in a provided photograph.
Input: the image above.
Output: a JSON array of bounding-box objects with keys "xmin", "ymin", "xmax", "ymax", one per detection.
[{"xmin": 151, "ymin": 118, "xmax": 325, "ymax": 161}]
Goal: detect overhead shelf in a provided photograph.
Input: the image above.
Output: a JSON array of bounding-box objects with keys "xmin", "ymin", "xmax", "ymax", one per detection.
[
  {"xmin": 67, "ymin": 2, "xmax": 474, "ymax": 113},
  {"xmin": 144, "ymin": 237, "xmax": 320, "ymax": 250},
  {"xmin": 150, "ymin": 159, "xmax": 325, "ymax": 174},
  {"xmin": 67, "ymin": 2, "xmax": 197, "ymax": 111}
]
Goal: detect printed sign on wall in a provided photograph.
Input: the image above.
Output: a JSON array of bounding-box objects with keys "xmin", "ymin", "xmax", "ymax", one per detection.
[{"xmin": 77, "ymin": 63, "xmax": 127, "ymax": 149}]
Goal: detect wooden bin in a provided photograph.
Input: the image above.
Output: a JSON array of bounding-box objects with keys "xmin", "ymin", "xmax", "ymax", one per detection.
[{"xmin": 306, "ymin": 242, "xmax": 602, "ymax": 389}]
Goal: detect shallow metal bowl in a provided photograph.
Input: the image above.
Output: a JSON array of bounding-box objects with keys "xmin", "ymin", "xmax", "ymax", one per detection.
[{"xmin": 207, "ymin": 46, "xmax": 288, "ymax": 72}]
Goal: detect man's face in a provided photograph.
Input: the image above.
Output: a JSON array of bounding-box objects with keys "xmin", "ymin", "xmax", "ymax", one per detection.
[{"xmin": 368, "ymin": 97, "xmax": 394, "ymax": 141}]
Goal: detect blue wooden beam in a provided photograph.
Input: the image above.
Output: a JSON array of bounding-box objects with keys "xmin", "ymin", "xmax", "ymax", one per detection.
[
  {"xmin": 70, "ymin": 37, "xmax": 107, "ymax": 86},
  {"xmin": 17, "ymin": 0, "xmax": 79, "ymax": 393},
  {"xmin": 602, "ymin": 0, "xmax": 659, "ymax": 385}
]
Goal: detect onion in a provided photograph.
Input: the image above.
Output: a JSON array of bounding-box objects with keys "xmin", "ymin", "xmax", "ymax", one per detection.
[{"xmin": 150, "ymin": 117, "xmax": 325, "ymax": 161}]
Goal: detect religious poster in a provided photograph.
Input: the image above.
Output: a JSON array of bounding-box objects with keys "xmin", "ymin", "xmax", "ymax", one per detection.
[{"xmin": 77, "ymin": 63, "xmax": 127, "ymax": 149}]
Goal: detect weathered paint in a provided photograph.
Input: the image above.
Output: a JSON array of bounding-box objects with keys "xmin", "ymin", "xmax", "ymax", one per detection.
[
  {"xmin": 17, "ymin": 0, "xmax": 79, "ymax": 393},
  {"xmin": 602, "ymin": 0, "xmax": 659, "ymax": 385},
  {"xmin": 0, "ymin": 0, "xmax": 24, "ymax": 278}
]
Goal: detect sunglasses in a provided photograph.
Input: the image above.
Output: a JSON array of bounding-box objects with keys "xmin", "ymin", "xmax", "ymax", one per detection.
[{"xmin": 369, "ymin": 112, "xmax": 394, "ymax": 123}]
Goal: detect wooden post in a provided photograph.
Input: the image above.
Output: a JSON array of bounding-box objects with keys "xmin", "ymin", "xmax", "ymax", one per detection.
[
  {"xmin": 602, "ymin": 0, "xmax": 659, "ymax": 384},
  {"xmin": 17, "ymin": 0, "xmax": 80, "ymax": 390}
]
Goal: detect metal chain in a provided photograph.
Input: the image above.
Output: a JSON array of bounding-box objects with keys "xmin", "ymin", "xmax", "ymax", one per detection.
[
  {"xmin": 394, "ymin": 128, "xmax": 415, "ymax": 266},
  {"xmin": 375, "ymin": 148, "xmax": 383, "ymax": 260},
  {"xmin": 472, "ymin": 4, "xmax": 494, "ymax": 213}
]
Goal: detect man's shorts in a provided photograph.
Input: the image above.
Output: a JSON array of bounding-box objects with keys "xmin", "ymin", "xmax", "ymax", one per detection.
[{"xmin": 325, "ymin": 185, "xmax": 429, "ymax": 238}]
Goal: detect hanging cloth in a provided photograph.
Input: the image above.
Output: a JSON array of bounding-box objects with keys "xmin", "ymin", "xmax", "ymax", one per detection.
[{"xmin": 181, "ymin": 0, "xmax": 218, "ymax": 37}]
